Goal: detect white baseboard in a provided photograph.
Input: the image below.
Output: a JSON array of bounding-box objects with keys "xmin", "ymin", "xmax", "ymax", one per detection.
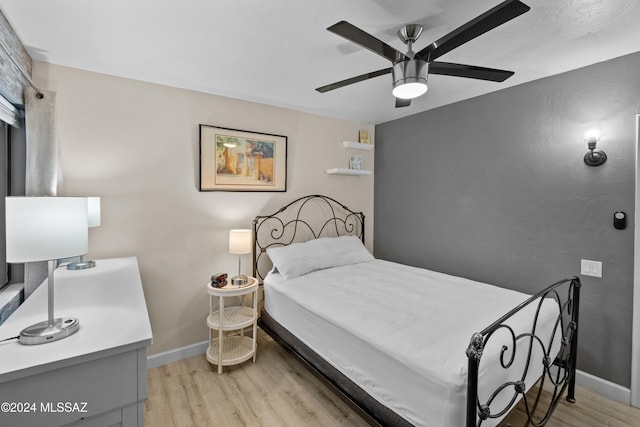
[
  {"xmin": 147, "ymin": 340, "xmax": 208, "ymax": 369},
  {"xmin": 575, "ymin": 369, "xmax": 631, "ymax": 405},
  {"xmin": 146, "ymin": 344, "xmax": 633, "ymax": 407}
]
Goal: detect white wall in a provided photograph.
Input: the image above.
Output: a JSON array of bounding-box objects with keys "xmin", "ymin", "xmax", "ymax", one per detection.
[{"xmin": 33, "ymin": 62, "xmax": 374, "ymax": 355}]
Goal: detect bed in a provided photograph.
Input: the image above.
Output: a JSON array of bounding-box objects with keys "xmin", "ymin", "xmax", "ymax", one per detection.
[{"xmin": 252, "ymin": 195, "xmax": 580, "ymax": 427}]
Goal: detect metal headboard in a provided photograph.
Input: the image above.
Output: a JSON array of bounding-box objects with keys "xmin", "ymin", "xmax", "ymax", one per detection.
[{"xmin": 252, "ymin": 194, "xmax": 365, "ymax": 282}]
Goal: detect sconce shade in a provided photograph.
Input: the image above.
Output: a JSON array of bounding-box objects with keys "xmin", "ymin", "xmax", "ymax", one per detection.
[
  {"xmin": 228, "ymin": 229, "xmax": 251, "ymax": 255},
  {"xmin": 87, "ymin": 197, "xmax": 101, "ymax": 228},
  {"xmin": 584, "ymin": 128, "xmax": 600, "ymax": 143},
  {"xmin": 6, "ymin": 197, "xmax": 88, "ymax": 263}
]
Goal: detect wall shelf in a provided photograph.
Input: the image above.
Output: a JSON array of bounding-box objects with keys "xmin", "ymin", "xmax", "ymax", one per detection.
[
  {"xmin": 327, "ymin": 139, "xmax": 373, "ymax": 176},
  {"xmin": 326, "ymin": 168, "xmax": 372, "ymax": 176},
  {"xmin": 343, "ymin": 141, "xmax": 374, "ymax": 150}
]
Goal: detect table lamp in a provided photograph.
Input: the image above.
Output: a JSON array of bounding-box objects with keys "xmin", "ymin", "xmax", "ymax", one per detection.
[
  {"xmin": 6, "ymin": 197, "xmax": 88, "ymax": 345},
  {"xmin": 68, "ymin": 196, "xmax": 101, "ymax": 270},
  {"xmin": 228, "ymin": 229, "xmax": 251, "ymax": 286}
]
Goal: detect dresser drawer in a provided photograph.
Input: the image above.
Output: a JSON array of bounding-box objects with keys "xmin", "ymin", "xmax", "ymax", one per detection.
[{"xmin": 0, "ymin": 351, "xmax": 138, "ymax": 426}]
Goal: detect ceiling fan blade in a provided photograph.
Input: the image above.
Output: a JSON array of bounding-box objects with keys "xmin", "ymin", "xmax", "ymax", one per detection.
[
  {"xmin": 416, "ymin": 0, "xmax": 530, "ymax": 62},
  {"xmin": 429, "ymin": 62, "xmax": 514, "ymax": 82},
  {"xmin": 316, "ymin": 67, "xmax": 392, "ymax": 93},
  {"xmin": 395, "ymin": 98, "xmax": 411, "ymax": 108},
  {"xmin": 327, "ymin": 21, "xmax": 407, "ymax": 63}
]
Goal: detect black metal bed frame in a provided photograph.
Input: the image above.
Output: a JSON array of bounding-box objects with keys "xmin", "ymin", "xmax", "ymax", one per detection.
[
  {"xmin": 465, "ymin": 276, "xmax": 580, "ymax": 426},
  {"xmin": 252, "ymin": 194, "xmax": 581, "ymax": 427},
  {"xmin": 252, "ymin": 194, "xmax": 365, "ymax": 283}
]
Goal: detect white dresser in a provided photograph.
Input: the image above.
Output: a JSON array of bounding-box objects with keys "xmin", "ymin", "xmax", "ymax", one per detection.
[{"xmin": 0, "ymin": 257, "xmax": 153, "ymax": 427}]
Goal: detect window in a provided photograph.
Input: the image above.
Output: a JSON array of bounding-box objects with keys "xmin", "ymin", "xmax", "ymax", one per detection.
[
  {"xmin": 0, "ymin": 120, "xmax": 7, "ymax": 287},
  {"xmin": 0, "ymin": 114, "xmax": 26, "ymax": 290}
]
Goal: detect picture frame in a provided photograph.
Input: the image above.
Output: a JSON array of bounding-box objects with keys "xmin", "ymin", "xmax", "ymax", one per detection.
[
  {"xmin": 199, "ymin": 125, "xmax": 287, "ymax": 192},
  {"xmin": 349, "ymin": 155, "xmax": 363, "ymax": 170},
  {"xmin": 358, "ymin": 129, "xmax": 371, "ymax": 144}
]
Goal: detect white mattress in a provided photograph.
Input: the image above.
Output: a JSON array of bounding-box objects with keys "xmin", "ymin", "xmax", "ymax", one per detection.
[{"xmin": 264, "ymin": 259, "xmax": 559, "ymax": 427}]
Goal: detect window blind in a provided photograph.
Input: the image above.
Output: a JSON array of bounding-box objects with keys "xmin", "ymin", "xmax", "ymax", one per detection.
[{"xmin": 0, "ymin": 94, "xmax": 20, "ymax": 128}]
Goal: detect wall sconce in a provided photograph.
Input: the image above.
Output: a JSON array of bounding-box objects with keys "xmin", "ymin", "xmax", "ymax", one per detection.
[{"xmin": 583, "ymin": 128, "xmax": 607, "ymax": 166}]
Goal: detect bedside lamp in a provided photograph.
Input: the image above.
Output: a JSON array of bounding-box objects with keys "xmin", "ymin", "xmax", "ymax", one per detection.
[
  {"xmin": 229, "ymin": 229, "xmax": 251, "ymax": 286},
  {"xmin": 6, "ymin": 197, "xmax": 88, "ymax": 345},
  {"xmin": 68, "ymin": 197, "xmax": 101, "ymax": 270}
]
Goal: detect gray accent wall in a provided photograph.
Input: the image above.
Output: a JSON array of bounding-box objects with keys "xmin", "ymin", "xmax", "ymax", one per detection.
[{"xmin": 374, "ymin": 51, "xmax": 640, "ymax": 387}]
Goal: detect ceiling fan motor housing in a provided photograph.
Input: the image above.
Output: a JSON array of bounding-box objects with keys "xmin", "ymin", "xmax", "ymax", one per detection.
[{"xmin": 391, "ymin": 59, "xmax": 429, "ymax": 99}]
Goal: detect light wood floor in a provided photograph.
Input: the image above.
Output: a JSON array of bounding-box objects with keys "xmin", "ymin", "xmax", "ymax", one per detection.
[{"xmin": 146, "ymin": 329, "xmax": 640, "ymax": 426}]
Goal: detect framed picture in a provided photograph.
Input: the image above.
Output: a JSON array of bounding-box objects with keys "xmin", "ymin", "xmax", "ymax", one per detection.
[
  {"xmin": 199, "ymin": 125, "xmax": 287, "ymax": 192},
  {"xmin": 349, "ymin": 155, "xmax": 363, "ymax": 170},
  {"xmin": 358, "ymin": 129, "xmax": 371, "ymax": 144}
]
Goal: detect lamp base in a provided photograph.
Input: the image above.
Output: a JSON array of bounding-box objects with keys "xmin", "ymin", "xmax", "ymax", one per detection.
[
  {"xmin": 67, "ymin": 260, "xmax": 96, "ymax": 270},
  {"xmin": 230, "ymin": 275, "xmax": 248, "ymax": 287},
  {"xmin": 19, "ymin": 317, "xmax": 80, "ymax": 345}
]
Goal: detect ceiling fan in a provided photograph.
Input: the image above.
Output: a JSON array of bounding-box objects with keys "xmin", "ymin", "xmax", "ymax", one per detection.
[{"xmin": 316, "ymin": 0, "xmax": 530, "ymax": 108}]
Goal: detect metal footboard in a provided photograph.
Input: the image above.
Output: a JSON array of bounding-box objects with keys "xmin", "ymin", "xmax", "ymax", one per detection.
[{"xmin": 466, "ymin": 276, "xmax": 581, "ymax": 426}]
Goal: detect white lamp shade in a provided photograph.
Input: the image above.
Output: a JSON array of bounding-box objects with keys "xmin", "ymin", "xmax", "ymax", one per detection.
[
  {"xmin": 87, "ymin": 197, "xmax": 101, "ymax": 227},
  {"xmin": 228, "ymin": 229, "xmax": 251, "ymax": 255},
  {"xmin": 6, "ymin": 197, "xmax": 89, "ymax": 262}
]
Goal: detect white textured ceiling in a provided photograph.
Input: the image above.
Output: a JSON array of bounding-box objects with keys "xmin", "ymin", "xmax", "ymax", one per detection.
[{"xmin": 2, "ymin": 0, "xmax": 640, "ymax": 124}]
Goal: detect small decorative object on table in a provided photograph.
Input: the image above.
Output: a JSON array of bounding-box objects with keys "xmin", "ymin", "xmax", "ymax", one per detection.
[
  {"xmin": 210, "ymin": 273, "xmax": 228, "ymax": 288},
  {"xmin": 358, "ymin": 129, "xmax": 371, "ymax": 144}
]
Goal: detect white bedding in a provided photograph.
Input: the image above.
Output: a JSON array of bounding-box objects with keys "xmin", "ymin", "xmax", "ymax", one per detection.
[{"xmin": 264, "ymin": 259, "xmax": 559, "ymax": 427}]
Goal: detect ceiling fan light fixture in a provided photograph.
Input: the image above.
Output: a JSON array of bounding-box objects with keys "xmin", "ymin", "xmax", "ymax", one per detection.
[
  {"xmin": 391, "ymin": 59, "xmax": 428, "ymax": 99},
  {"xmin": 392, "ymin": 81, "xmax": 427, "ymax": 99}
]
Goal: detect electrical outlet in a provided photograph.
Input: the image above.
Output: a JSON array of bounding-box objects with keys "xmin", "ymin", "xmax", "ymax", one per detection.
[{"xmin": 581, "ymin": 259, "xmax": 602, "ymax": 278}]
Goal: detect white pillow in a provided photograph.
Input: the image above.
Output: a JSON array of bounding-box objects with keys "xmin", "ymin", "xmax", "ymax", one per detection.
[{"xmin": 266, "ymin": 235, "xmax": 374, "ymax": 279}]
